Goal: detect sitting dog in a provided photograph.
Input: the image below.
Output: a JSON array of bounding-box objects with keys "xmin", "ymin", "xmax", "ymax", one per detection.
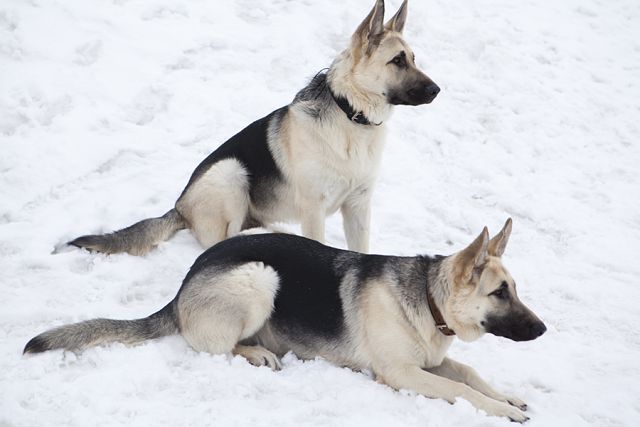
[
  {"xmin": 27, "ymin": 218, "xmax": 545, "ymax": 422},
  {"xmin": 68, "ymin": 0, "xmax": 439, "ymax": 255}
]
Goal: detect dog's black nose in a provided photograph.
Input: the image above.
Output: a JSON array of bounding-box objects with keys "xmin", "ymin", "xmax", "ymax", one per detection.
[
  {"xmin": 421, "ymin": 83, "xmax": 440, "ymax": 104},
  {"xmin": 408, "ymin": 83, "xmax": 440, "ymax": 104},
  {"xmin": 427, "ymin": 83, "xmax": 440, "ymax": 97},
  {"xmin": 531, "ymin": 321, "xmax": 547, "ymax": 338}
]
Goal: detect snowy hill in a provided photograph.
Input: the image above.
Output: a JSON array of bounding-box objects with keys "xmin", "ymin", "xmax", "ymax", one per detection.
[{"xmin": 1, "ymin": 0, "xmax": 639, "ymax": 426}]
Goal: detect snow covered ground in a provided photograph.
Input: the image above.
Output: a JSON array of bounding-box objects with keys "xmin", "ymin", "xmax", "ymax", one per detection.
[{"xmin": 1, "ymin": 0, "xmax": 639, "ymax": 425}]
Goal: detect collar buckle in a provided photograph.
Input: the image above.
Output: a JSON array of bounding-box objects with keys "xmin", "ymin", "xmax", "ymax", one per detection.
[{"xmin": 427, "ymin": 285, "xmax": 456, "ymax": 337}]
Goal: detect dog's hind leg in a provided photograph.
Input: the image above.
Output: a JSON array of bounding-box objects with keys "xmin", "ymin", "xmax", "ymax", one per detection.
[
  {"xmin": 176, "ymin": 159, "xmax": 250, "ymax": 249},
  {"xmin": 191, "ymin": 217, "xmax": 228, "ymax": 249},
  {"xmin": 176, "ymin": 261, "xmax": 280, "ymax": 360}
]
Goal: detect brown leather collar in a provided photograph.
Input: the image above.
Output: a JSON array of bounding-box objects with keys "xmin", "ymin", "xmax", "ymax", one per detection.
[{"xmin": 426, "ymin": 285, "xmax": 456, "ymax": 336}]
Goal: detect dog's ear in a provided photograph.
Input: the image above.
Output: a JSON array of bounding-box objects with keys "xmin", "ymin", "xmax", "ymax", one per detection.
[
  {"xmin": 488, "ymin": 218, "xmax": 512, "ymax": 258},
  {"xmin": 385, "ymin": 0, "xmax": 408, "ymax": 33},
  {"xmin": 353, "ymin": 0, "xmax": 386, "ymax": 54},
  {"xmin": 455, "ymin": 227, "xmax": 489, "ymax": 284}
]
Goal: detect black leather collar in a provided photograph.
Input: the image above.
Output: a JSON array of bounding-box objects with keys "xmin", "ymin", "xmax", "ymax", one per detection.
[{"xmin": 329, "ymin": 89, "xmax": 382, "ymax": 126}]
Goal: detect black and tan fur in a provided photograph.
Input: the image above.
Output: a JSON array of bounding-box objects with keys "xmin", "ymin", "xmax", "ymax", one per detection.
[
  {"xmin": 27, "ymin": 219, "xmax": 545, "ymax": 422},
  {"xmin": 68, "ymin": 0, "xmax": 440, "ymax": 256}
]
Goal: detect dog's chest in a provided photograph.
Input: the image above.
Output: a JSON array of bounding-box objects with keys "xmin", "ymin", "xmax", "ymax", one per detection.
[
  {"xmin": 416, "ymin": 333, "xmax": 453, "ymax": 368},
  {"xmin": 314, "ymin": 128, "xmax": 384, "ymax": 209},
  {"xmin": 358, "ymin": 282, "xmax": 455, "ymax": 370},
  {"xmin": 325, "ymin": 125, "xmax": 385, "ymax": 177},
  {"xmin": 296, "ymin": 123, "xmax": 383, "ymax": 183},
  {"xmin": 397, "ymin": 308, "xmax": 455, "ymax": 368}
]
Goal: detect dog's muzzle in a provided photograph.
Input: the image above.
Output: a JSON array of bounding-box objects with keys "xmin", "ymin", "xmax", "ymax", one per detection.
[
  {"xmin": 387, "ymin": 81, "xmax": 441, "ymax": 106},
  {"xmin": 408, "ymin": 83, "xmax": 440, "ymax": 105},
  {"xmin": 483, "ymin": 316, "xmax": 547, "ymax": 342}
]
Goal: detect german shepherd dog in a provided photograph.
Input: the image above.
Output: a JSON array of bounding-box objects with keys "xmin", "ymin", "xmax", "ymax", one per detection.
[
  {"xmin": 68, "ymin": 0, "xmax": 439, "ymax": 256},
  {"xmin": 27, "ymin": 219, "xmax": 545, "ymax": 422}
]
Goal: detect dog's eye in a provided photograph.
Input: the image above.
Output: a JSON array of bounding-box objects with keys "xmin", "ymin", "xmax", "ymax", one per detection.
[
  {"xmin": 391, "ymin": 54, "xmax": 407, "ymax": 68},
  {"xmin": 490, "ymin": 283, "xmax": 509, "ymax": 299},
  {"xmin": 490, "ymin": 289, "xmax": 505, "ymax": 298}
]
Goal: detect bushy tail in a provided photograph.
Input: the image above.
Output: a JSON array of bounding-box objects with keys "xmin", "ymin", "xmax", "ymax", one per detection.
[
  {"xmin": 68, "ymin": 209, "xmax": 186, "ymax": 256},
  {"xmin": 23, "ymin": 303, "xmax": 178, "ymax": 354}
]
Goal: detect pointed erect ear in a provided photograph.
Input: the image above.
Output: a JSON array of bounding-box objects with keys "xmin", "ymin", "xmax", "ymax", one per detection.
[
  {"xmin": 353, "ymin": 0, "xmax": 386, "ymax": 53},
  {"xmin": 456, "ymin": 227, "xmax": 490, "ymax": 283},
  {"xmin": 488, "ymin": 218, "xmax": 513, "ymax": 258},
  {"xmin": 385, "ymin": 0, "xmax": 408, "ymax": 33}
]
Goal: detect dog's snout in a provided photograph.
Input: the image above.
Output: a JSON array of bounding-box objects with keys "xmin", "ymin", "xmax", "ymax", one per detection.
[
  {"xmin": 407, "ymin": 87, "xmax": 420, "ymax": 98},
  {"xmin": 408, "ymin": 82, "xmax": 440, "ymax": 104},
  {"xmin": 484, "ymin": 313, "xmax": 547, "ymax": 341},
  {"xmin": 531, "ymin": 321, "xmax": 547, "ymax": 338},
  {"xmin": 388, "ymin": 80, "xmax": 440, "ymax": 106}
]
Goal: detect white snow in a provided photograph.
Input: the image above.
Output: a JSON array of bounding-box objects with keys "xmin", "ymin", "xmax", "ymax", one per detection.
[{"xmin": 1, "ymin": 0, "xmax": 639, "ymax": 426}]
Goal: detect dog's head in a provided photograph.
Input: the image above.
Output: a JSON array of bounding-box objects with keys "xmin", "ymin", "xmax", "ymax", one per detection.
[
  {"xmin": 444, "ymin": 219, "xmax": 547, "ymax": 342},
  {"xmin": 332, "ymin": 0, "xmax": 439, "ymax": 107}
]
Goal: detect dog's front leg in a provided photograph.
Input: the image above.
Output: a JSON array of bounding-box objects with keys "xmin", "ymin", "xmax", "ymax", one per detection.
[
  {"xmin": 428, "ymin": 357, "xmax": 528, "ymax": 411},
  {"xmin": 377, "ymin": 364, "xmax": 529, "ymax": 423},
  {"xmin": 341, "ymin": 188, "xmax": 371, "ymax": 253},
  {"xmin": 299, "ymin": 206, "xmax": 326, "ymax": 244}
]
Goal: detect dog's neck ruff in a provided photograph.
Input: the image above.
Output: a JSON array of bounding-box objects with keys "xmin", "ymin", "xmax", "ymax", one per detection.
[
  {"xmin": 329, "ymin": 89, "xmax": 382, "ymax": 126},
  {"xmin": 426, "ymin": 284, "xmax": 456, "ymax": 336}
]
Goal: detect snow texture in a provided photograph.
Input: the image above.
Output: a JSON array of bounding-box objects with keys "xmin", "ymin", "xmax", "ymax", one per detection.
[{"xmin": 1, "ymin": 0, "xmax": 639, "ymax": 426}]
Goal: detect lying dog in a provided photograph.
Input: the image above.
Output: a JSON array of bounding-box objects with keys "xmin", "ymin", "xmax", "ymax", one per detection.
[
  {"xmin": 27, "ymin": 218, "xmax": 545, "ymax": 422},
  {"xmin": 68, "ymin": 0, "xmax": 439, "ymax": 255}
]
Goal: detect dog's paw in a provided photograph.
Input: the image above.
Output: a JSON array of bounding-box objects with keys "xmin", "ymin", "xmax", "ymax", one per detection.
[
  {"xmin": 236, "ymin": 345, "xmax": 282, "ymax": 371},
  {"xmin": 505, "ymin": 396, "xmax": 528, "ymax": 412},
  {"xmin": 485, "ymin": 401, "xmax": 529, "ymax": 423},
  {"xmin": 503, "ymin": 405, "xmax": 529, "ymax": 423}
]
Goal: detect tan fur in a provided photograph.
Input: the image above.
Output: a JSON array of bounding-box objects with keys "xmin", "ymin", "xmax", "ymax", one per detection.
[
  {"xmin": 362, "ymin": 280, "xmax": 453, "ymax": 371},
  {"xmin": 272, "ymin": 106, "xmax": 385, "ymax": 249},
  {"xmin": 488, "ymin": 217, "xmax": 512, "ymax": 257},
  {"xmin": 329, "ymin": 34, "xmax": 413, "ymax": 125},
  {"xmin": 177, "ymin": 262, "xmax": 279, "ymax": 355},
  {"xmin": 176, "ymin": 158, "xmax": 250, "ymax": 248},
  {"xmin": 443, "ymin": 220, "xmax": 519, "ymax": 342}
]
